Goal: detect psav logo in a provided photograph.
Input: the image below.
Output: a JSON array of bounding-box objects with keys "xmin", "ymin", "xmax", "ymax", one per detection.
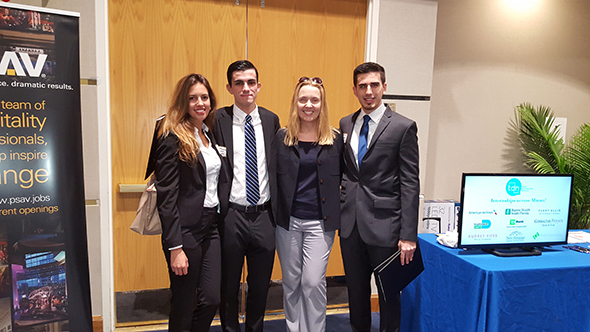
[
  {"xmin": 0, "ymin": 51, "xmax": 48, "ymax": 77},
  {"xmin": 506, "ymin": 178, "xmax": 522, "ymax": 196},
  {"xmin": 474, "ymin": 219, "xmax": 491, "ymax": 229},
  {"xmin": 533, "ymin": 232, "xmax": 540, "ymax": 240}
]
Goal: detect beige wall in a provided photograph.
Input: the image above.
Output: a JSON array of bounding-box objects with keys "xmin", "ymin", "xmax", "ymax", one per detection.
[
  {"xmin": 425, "ymin": 0, "xmax": 590, "ymax": 201},
  {"xmin": 375, "ymin": 0, "xmax": 438, "ymax": 196}
]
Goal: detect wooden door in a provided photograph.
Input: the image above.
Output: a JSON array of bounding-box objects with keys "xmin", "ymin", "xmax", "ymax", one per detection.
[
  {"xmin": 247, "ymin": 0, "xmax": 367, "ymax": 278},
  {"xmin": 109, "ymin": 0, "xmax": 246, "ymax": 293},
  {"xmin": 109, "ymin": 0, "xmax": 365, "ymax": 301}
]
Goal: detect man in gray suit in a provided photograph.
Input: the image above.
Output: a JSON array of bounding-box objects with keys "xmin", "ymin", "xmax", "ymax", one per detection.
[{"xmin": 339, "ymin": 62, "xmax": 420, "ymax": 332}]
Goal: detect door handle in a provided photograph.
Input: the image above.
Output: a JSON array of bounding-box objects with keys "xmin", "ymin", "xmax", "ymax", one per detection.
[{"xmin": 235, "ymin": 0, "xmax": 265, "ymax": 7}]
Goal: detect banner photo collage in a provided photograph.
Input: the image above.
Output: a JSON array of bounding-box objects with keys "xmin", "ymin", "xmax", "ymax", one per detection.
[{"xmin": 0, "ymin": 4, "xmax": 92, "ymax": 332}]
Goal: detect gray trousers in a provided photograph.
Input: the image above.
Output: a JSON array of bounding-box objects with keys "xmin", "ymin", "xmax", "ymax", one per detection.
[{"xmin": 276, "ymin": 216, "xmax": 335, "ymax": 332}]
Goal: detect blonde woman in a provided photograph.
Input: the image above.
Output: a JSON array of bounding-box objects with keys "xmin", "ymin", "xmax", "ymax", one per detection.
[
  {"xmin": 275, "ymin": 76, "xmax": 343, "ymax": 332},
  {"xmin": 155, "ymin": 73, "xmax": 227, "ymax": 332}
]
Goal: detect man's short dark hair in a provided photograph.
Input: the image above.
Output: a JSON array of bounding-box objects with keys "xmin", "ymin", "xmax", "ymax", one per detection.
[
  {"xmin": 353, "ymin": 62, "xmax": 386, "ymax": 86},
  {"xmin": 227, "ymin": 60, "xmax": 259, "ymax": 86}
]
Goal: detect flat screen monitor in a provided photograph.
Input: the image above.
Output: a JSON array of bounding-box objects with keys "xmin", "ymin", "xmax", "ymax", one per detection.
[{"xmin": 457, "ymin": 173, "xmax": 573, "ymax": 256}]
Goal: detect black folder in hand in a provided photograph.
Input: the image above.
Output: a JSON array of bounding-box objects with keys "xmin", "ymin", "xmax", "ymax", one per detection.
[{"xmin": 374, "ymin": 243, "xmax": 424, "ymax": 303}]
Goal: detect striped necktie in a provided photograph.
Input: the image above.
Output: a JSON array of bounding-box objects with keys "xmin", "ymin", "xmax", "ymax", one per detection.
[{"xmin": 245, "ymin": 114, "xmax": 260, "ymax": 205}]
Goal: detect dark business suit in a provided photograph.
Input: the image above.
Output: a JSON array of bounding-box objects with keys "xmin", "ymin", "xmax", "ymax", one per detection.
[
  {"xmin": 214, "ymin": 105, "xmax": 280, "ymax": 332},
  {"xmin": 339, "ymin": 105, "xmax": 420, "ymax": 332},
  {"xmin": 155, "ymin": 130, "xmax": 228, "ymax": 332}
]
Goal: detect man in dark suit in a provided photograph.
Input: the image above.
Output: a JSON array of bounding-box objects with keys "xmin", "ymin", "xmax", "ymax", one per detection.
[
  {"xmin": 214, "ymin": 60, "xmax": 280, "ymax": 332},
  {"xmin": 339, "ymin": 62, "xmax": 420, "ymax": 332}
]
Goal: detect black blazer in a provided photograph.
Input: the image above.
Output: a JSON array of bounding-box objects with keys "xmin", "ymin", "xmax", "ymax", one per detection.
[
  {"xmin": 213, "ymin": 105, "xmax": 280, "ymax": 223},
  {"xmin": 339, "ymin": 105, "xmax": 420, "ymax": 247},
  {"xmin": 155, "ymin": 130, "xmax": 228, "ymax": 250},
  {"xmin": 274, "ymin": 129, "xmax": 343, "ymax": 232}
]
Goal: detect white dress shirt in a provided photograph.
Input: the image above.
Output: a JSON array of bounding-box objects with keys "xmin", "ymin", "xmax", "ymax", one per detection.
[
  {"xmin": 230, "ymin": 105, "xmax": 270, "ymax": 205},
  {"xmin": 195, "ymin": 124, "xmax": 221, "ymax": 208},
  {"xmin": 350, "ymin": 103, "xmax": 386, "ymax": 168}
]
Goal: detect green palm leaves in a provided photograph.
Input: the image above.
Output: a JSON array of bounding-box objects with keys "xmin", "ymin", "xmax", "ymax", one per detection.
[{"xmin": 512, "ymin": 103, "xmax": 590, "ymax": 229}]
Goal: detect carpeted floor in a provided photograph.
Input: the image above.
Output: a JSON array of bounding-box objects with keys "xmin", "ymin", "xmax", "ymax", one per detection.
[
  {"xmin": 143, "ymin": 312, "xmax": 381, "ymax": 332},
  {"xmin": 116, "ymin": 277, "xmax": 350, "ymax": 324},
  {"xmin": 116, "ymin": 275, "xmax": 383, "ymax": 331}
]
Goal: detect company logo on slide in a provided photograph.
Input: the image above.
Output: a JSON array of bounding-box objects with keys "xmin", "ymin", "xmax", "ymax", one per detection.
[
  {"xmin": 505, "ymin": 208, "xmax": 530, "ymax": 216},
  {"xmin": 0, "ymin": 51, "xmax": 48, "ymax": 77},
  {"xmin": 506, "ymin": 178, "xmax": 522, "ymax": 196},
  {"xmin": 539, "ymin": 209, "xmax": 562, "ymax": 215},
  {"xmin": 474, "ymin": 220, "xmax": 491, "ymax": 229},
  {"xmin": 506, "ymin": 231, "xmax": 525, "ymax": 242},
  {"xmin": 468, "ymin": 210, "xmax": 495, "ymax": 215}
]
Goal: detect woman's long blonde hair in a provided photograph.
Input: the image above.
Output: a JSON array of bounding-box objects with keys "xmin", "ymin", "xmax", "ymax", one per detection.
[
  {"xmin": 283, "ymin": 79, "xmax": 336, "ymax": 146},
  {"xmin": 159, "ymin": 73, "xmax": 217, "ymax": 165}
]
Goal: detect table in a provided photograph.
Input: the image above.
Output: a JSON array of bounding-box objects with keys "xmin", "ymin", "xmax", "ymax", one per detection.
[{"xmin": 400, "ymin": 232, "xmax": 590, "ymax": 332}]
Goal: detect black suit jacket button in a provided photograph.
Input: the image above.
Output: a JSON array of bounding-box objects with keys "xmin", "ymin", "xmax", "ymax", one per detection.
[
  {"xmin": 318, "ymin": 160, "xmax": 322, "ymax": 165},
  {"xmin": 320, "ymin": 179, "xmax": 324, "ymax": 184},
  {"xmin": 322, "ymin": 198, "xmax": 326, "ymax": 203}
]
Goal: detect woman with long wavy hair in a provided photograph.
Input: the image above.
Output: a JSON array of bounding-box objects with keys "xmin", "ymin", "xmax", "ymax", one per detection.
[{"xmin": 155, "ymin": 73, "xmax": 227, "ymax": 332}]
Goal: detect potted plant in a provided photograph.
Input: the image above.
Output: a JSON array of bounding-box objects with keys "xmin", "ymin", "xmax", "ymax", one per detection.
[{"xmin": 511, "ymin": 103, "xmax": 590, "ymax": 229}]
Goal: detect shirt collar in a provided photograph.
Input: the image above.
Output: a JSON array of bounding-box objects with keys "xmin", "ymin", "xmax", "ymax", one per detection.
[
  {"xmin": 194, "ymin": 123, "xmax": 210, "ymax": 136},
  {"xmin": 360, "ymin": 103, "xmax": 386, "ymax": 124},
  {"xmin": 233, "ymin": 104, "xmax": 260, "ymax": 123}
]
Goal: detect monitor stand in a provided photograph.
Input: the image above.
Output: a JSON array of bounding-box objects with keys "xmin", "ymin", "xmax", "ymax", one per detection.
[{"xmin": 483, "ymin": 247, "xmax": 542, "ymax": 257}]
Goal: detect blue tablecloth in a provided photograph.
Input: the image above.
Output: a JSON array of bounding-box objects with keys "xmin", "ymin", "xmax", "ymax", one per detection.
[{"xmin": 401, "ymin": 232, "xmax": 590, "ymax": 332}]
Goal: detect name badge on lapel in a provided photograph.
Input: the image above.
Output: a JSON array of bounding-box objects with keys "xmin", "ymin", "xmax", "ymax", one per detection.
[
  {"xmin": 216, "ymin": 145, "xmax": 227, "ymax": 157},
  {"xmin": 343, "ymin": 133, "xmax": 348, "ymax": 144}
]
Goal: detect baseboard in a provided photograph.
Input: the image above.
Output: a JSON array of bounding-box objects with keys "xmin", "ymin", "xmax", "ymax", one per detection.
[
  {"xmin": 371, "ymin": 294, "xmax": 380, "ymax": 312},
  {"xmin": 93, "ymin": 316, "xmax": 103, "ymax": 332}
]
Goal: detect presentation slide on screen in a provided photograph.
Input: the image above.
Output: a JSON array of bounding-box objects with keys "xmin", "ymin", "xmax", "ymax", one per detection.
[{"xmin": 460, "ymin": 175, "xmax": 571, "ymax": 246}]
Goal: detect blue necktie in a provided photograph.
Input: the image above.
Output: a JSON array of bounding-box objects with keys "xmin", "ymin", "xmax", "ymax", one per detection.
[
  {"xmin": 358, "ymin": 115, "xmax": 370, "ymax": 167},
  {"xmin": 245, "ymin": 114, "xmax": 260, "ymax": 205}
]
